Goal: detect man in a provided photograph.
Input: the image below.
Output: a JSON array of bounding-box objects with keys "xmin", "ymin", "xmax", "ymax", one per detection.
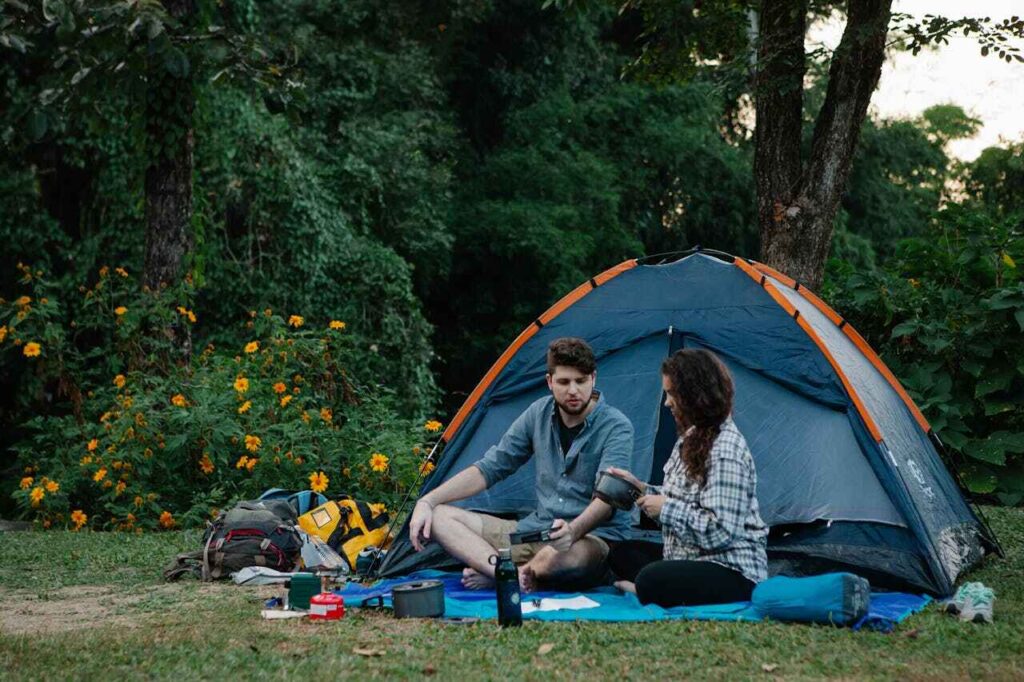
[{"xmin": 409, "ymin": 337, "xmax": 634, "ymax": 591}]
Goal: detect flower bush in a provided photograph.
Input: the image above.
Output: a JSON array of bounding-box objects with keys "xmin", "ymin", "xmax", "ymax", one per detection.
[{"xmin": 4, "ymin": 265, "xmax": 442, "ymax": 531}]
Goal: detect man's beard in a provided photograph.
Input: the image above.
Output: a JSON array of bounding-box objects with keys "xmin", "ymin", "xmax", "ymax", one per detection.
[{"xmin": 556, "ymin": 395, "xmax": 589, "ymax": 416}]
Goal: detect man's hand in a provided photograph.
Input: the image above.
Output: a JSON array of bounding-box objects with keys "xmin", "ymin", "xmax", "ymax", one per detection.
[
  {"xmin": 607, "ymin": 467, "xmax": 644, "ymax": 492},
  {"xmin": 548, "ymin": 518, "xmax": 577, "ymax": 552},
  {"xmin": 410, "ymin": 499, "xmax": 434, "ymax": 551},
  {"xmin": 637, "ymin": 494, "xmax": 666, "ymax": 520}
]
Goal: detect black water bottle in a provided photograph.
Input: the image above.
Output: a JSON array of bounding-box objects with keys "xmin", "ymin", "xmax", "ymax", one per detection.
[{"xmin": 490, "ymin": 548, "xmax": 522, "ymax": 627}]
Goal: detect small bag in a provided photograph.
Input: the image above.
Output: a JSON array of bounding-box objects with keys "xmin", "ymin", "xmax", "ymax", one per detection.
[
  {"xmin": 163, "ymin": 499, "xmax": 302, "ymax": 581},
  {"xmin": 298, "ymin": 496, "xmax": 390, "ymax": 571},
  {"xmin": 752, "ymin": 572, "xmax": 870, "ymax": 626}
]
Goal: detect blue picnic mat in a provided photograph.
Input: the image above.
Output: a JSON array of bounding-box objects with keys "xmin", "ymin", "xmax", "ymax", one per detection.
[{"xmin": 336, "ymin": 570, "xmax": 930, "ymax": 628}]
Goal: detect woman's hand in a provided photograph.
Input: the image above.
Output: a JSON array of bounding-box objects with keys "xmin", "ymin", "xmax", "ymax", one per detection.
[
  {"xmin": 607, "ymin": 467, "xmax": 644, "ymax": 492},
  {"xmin": 637, "ymin": 494, "xmax": 666, "ymax": 520}
]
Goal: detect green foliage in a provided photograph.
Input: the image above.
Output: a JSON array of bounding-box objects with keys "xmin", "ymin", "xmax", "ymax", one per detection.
[
  {"xmin": 3, "ymin": 268, "xmax": 442, "ymax": 530},
  {"xmin": 826, "ymin": 204, "xmax": 1024, "ymax": 505}
]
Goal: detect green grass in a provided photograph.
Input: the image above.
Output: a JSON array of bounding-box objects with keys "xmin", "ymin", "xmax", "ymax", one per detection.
[{"xmin": 1, "ymin": 507, "xmax": 1021, "ymax": 680}]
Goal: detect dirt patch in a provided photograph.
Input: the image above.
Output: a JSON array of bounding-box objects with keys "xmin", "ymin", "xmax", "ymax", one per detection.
[{"xmin": 0, "ymin": 582, "xmax": 234, "ymax": 635}]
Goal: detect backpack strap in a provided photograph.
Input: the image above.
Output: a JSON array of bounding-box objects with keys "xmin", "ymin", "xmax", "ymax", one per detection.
[{"xmin": 202, "ymin": 527, "xmax": 218, "ymax": 582}]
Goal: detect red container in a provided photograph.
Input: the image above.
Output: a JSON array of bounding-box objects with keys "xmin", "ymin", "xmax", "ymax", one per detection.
[{"xmin": 308, "ymin": 593, "xmax": 345, "ymax": 620}]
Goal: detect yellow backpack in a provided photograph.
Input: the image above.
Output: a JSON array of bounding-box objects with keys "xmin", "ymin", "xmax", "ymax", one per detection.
[{"xmin": 298, "ymin": 496, "xmax": 391, "ymax": 570}]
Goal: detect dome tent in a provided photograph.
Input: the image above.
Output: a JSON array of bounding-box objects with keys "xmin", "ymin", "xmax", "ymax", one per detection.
[{"xmin": 380, "ymin": 251, "xmax": 1000, "ymax": 595}]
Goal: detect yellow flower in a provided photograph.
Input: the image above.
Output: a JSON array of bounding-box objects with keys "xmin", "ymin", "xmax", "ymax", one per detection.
[
  {"xmin": 244, "ymin": 341, "xmax": 259, "ymax": 354},
  {"xmin": 20, "ymin": 476, "xmax": 33, "ymax": 490},
  {"xmin": 80, "ymin": 456, "xmax": 92, "ymax": 466},
  {"xmin": 99, "ymin": 266, "xmax": 109, "ymax": 278},
  {"xmin": 71, "ymin": 509, "xmax": 88, "ymax": 531},
  {"xmin": 279, "ymin": 395, "xmax": 292, "ymax": 408},
  {"xmin": 234, "ymin": 375, "xmax": 249, "ymax": 393},
  {"xmin": 30, "ymin": 487, "xmax": 45, "ymax": 506},
  {"xmin": 288, "ymin": 315, "xmax": 304, "ymax": 328},
  {"xmin": 238, "ymin": 400, "xmax": 252, "ymax": 414},
  {"xmin": 419, "ymin": 460, "xmax": 436, "ymax": 476},
  {"xmin": 113, "ymin": 374, "xmax": 126, "ymax": 389},
  {"xmin": 0, "ymin": 325, "xmax": 6, "ymax": 343},
  {"xmin": 103, "ymin": 479, "xmax": 113, "ymax": 489},
  {"xmin": 320, "ymin": 407, "xmax": 332, "ymax": 423},
  {"xmin": 114, "ymin": 306, "xmax": 127, "ymax": 316},
  {"xmin": 369, "ymin": 452, "xmax": 389, "ymax": 473},
  {"xmin": 23, "ymin": 342, "xmax": 41, "ymax": 358},
  {"xmin": 115, "ymin": 481, "xmax": 126, "ymax": 496},
  {"xmin": 187, "ymin": 310, "xmax": 197, "ymax": 323},
  {"xmin": 236, "ymin": 455, "xmax": 249, "ymax": 469},
  {"xmin": 301, "ymin": 411, "xmax": 311, "ymax": 424},
  {"xmin": 87, "ymin": 438, "xmax": 99, "ymax": 452},
  {"xmin": 272, "ymin": 381, "xmax": 287, "ymax": 394},
  {"xmin": 15, "ymin": 295, "xmax": 31, "ymax": 306},
  {"xmin": 244, "ymin": 434, "xmax": 261, "ymax": 452},
  {"xmin": 93, "ymin": 467, "xmax": 107, "ymax": 482},
  {"xmin": 199, "ymin": 454, "xmax": 215, "ymax": 474},
  {"xmin": 134, "ymin": 495, "xmax": 144, "ymax": 508},
  {"xmin": 309, "ymin": 470, "xmax": 329, "ymax": 493},
  {"xmin": 245, "ymin": 457, "xmax": 258, "ymax": 472},
  {"xmin": 45, "ymin": 480, "xmax": 60, "ymax": 493},
  {"xmin": 115, "ymin": 267, "xmax": 129, "ymax": 278},
  {"xmin": 264, "ymin": 308, "xmax": 273, "ymax": 317},
  {"xmin": 171, "ymin": 393, "xmax": 187, "ymax": 407},
  {"xmin": 424, "ymin": 420, "xmax": 443, "ymax": 433},
  {"xmin": 329, "ymin": 320, "xmax": 346, "ymax": 330},
  {"xmin": 159, "ymin": 511, "xmax": 175, "ymax": 529}
]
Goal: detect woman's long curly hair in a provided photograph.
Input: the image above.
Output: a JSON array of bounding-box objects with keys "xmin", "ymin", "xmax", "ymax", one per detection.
[{"xmin": 661, "ymin": 349, "xmax": 735, "ymax": 487}]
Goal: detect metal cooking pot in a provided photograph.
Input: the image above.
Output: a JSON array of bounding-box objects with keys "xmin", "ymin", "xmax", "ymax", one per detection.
[
  {"xmin": 392, "ymin": 579, "xmax": 445, "ymax": 619},
  {"xmin": 593, "ymin": 470, "xmax": 643, "ymax": 510}
]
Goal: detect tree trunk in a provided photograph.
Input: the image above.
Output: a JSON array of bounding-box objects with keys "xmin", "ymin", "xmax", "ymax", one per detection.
[
  {"xmin": 756, "ymin": 0, "xmax": 892, "ymax": 290},
  {"xmin": 143, "ymin": 0, "xmax": 195, "ymax": 293}
]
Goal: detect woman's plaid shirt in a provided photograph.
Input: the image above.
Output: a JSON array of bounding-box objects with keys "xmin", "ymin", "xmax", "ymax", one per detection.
[{"xmin": 647, "ymin": 418, "xmax": 768, "ymax": 583}]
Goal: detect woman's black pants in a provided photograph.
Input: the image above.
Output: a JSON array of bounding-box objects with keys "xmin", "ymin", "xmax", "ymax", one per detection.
[{"xmin": 607, "ymin": 540, "xmax": 755, "ymax": 607}]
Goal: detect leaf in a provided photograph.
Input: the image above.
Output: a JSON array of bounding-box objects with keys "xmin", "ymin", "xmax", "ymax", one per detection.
[
  {"xmin": 962, "ymin": 467, "xmax": 997, "ymax": 493},
  {"xmin": 975, "ymin": 372, "xmax": 1012, "ymax": 398},
  {"xmin": 968, "ymin": 441, "xmax": 1007, "ymax": 466},
  {"xmin": 891, "ymin": 321, "xmax": 918, "ymax": 338},
  {"xmin": 27, "ymin": 110, "xmax": 48, "ymax": 141},
  {"xmin": 1015, "ymin": 309, "xmax": 1024, "ymax": 333},
  {"xmin": 941, "ymin": 430, "xmax": 969, "ymax": 450},
  {"xmin": 1003, "ymin": 252, "xmax": 1017, "ymax": 269},
  {"xmin": 537, "ymin": 643, "xmax": 555, "ymax": 655},
  {"xmin": 70, "ymin": 67, "xmax": 91, "ymax": 85},
  {"xmin": 164, "ymin": 47, "xmax": 190, "ymax": 78}
]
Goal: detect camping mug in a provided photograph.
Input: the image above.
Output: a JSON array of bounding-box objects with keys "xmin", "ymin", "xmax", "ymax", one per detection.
[{"xmin": 593, "ymin": 470, "xmax": 643, "ymax": 510}]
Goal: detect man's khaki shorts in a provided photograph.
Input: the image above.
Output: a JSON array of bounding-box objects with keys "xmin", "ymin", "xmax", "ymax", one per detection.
[{"xmin": 476, "ymin": 512, "xmax": 611, "ymax": 565}]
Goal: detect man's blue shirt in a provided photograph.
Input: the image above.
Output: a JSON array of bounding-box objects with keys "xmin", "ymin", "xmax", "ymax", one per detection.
[{"xmin": 473, "ymin": 392, "xmax": 634, "ymax": 540}]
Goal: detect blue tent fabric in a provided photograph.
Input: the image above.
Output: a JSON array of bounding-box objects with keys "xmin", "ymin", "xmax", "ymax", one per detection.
[
  {"xmin": 380, "ymin": 253, "xmax": 995, "ymax": 596},
  {"xmin": 337, "ymin": 571, "xmax": 929, "ymax": 628}
]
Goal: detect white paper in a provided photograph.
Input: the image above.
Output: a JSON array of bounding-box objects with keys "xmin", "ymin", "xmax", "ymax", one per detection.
[
  {"xmin": 521, "ymin": 596, "xmax": 600, "ymax": 614},
  {"xmin": 260, "ymin": 609, "xmax": 308, "ymax": 620}
]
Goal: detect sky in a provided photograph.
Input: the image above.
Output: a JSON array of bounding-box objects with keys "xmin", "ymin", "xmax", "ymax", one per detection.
[{"xmin": 814, "ymin": 0, "xmax": 1024, "ymax": 160}]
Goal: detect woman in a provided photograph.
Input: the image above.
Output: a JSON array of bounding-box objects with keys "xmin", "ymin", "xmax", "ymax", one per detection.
[{"xmin": 607, "ymin": 348, "xmax": 767, "ymax": 607}]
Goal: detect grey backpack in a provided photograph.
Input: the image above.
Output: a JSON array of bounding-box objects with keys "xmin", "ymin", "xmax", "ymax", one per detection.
[{"xmin": 163, "ymin": 499, "xmax": 303, "ymax": 581}]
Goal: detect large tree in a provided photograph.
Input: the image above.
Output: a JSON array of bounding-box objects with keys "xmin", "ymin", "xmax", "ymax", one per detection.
[{"xmin": 613, "ymin": 0, "xmax": 1023, "ymax": 289}]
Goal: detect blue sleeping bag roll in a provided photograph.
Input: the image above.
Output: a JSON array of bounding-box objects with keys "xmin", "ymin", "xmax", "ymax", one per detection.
[{"xmin": 752, "ymin": 573, "xmax": 870, "ymax": 626}]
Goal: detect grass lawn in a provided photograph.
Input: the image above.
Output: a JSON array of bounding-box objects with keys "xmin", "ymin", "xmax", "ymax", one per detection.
[{"xmin": 1, "ymin": 506, "xmax": 1021, "ymax": 680}]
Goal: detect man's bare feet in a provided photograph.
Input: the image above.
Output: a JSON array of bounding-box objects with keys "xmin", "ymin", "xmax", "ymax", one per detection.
[
  {"xmin": 519, "ymin": 564, "xmax": 538, "ymax": 593},
  {"xmin": 461, "ymin": 567, "xmax": 495, "ymax": 590},
  {"xmin": 614, "ymin": 580, "xmax": 636, "ymax": 595}
]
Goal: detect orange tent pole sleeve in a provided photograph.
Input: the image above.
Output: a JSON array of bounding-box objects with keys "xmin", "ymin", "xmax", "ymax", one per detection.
[
  {"xmin": 441, "ymin": 259, "xmax": 639, "ymax": 443},
  {"xmin": 749, "ymin": 262, "xmax": 930, "ymax": 433},
  {"xmin": 734, "ymin": 259, "xmax": 884, "ymax": 442}
]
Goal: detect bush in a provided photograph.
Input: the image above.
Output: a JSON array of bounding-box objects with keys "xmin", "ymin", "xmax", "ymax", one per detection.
[
  {"xmin": 825, "ymin": 204, "xmax": 1024, "ymax": 505},
  {"xmin": 4, "ymin": 266, "xmax": 442, "ymax": 531}
]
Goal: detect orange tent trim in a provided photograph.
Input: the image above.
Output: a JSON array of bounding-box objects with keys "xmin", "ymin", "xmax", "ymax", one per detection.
[
  {"xmin": 748, "ymin": 262, "xmax": 930, "ymax": 433},
  {"xmin": 735, "ymin": 259, "xmax": 883, "ymax": 442}
]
